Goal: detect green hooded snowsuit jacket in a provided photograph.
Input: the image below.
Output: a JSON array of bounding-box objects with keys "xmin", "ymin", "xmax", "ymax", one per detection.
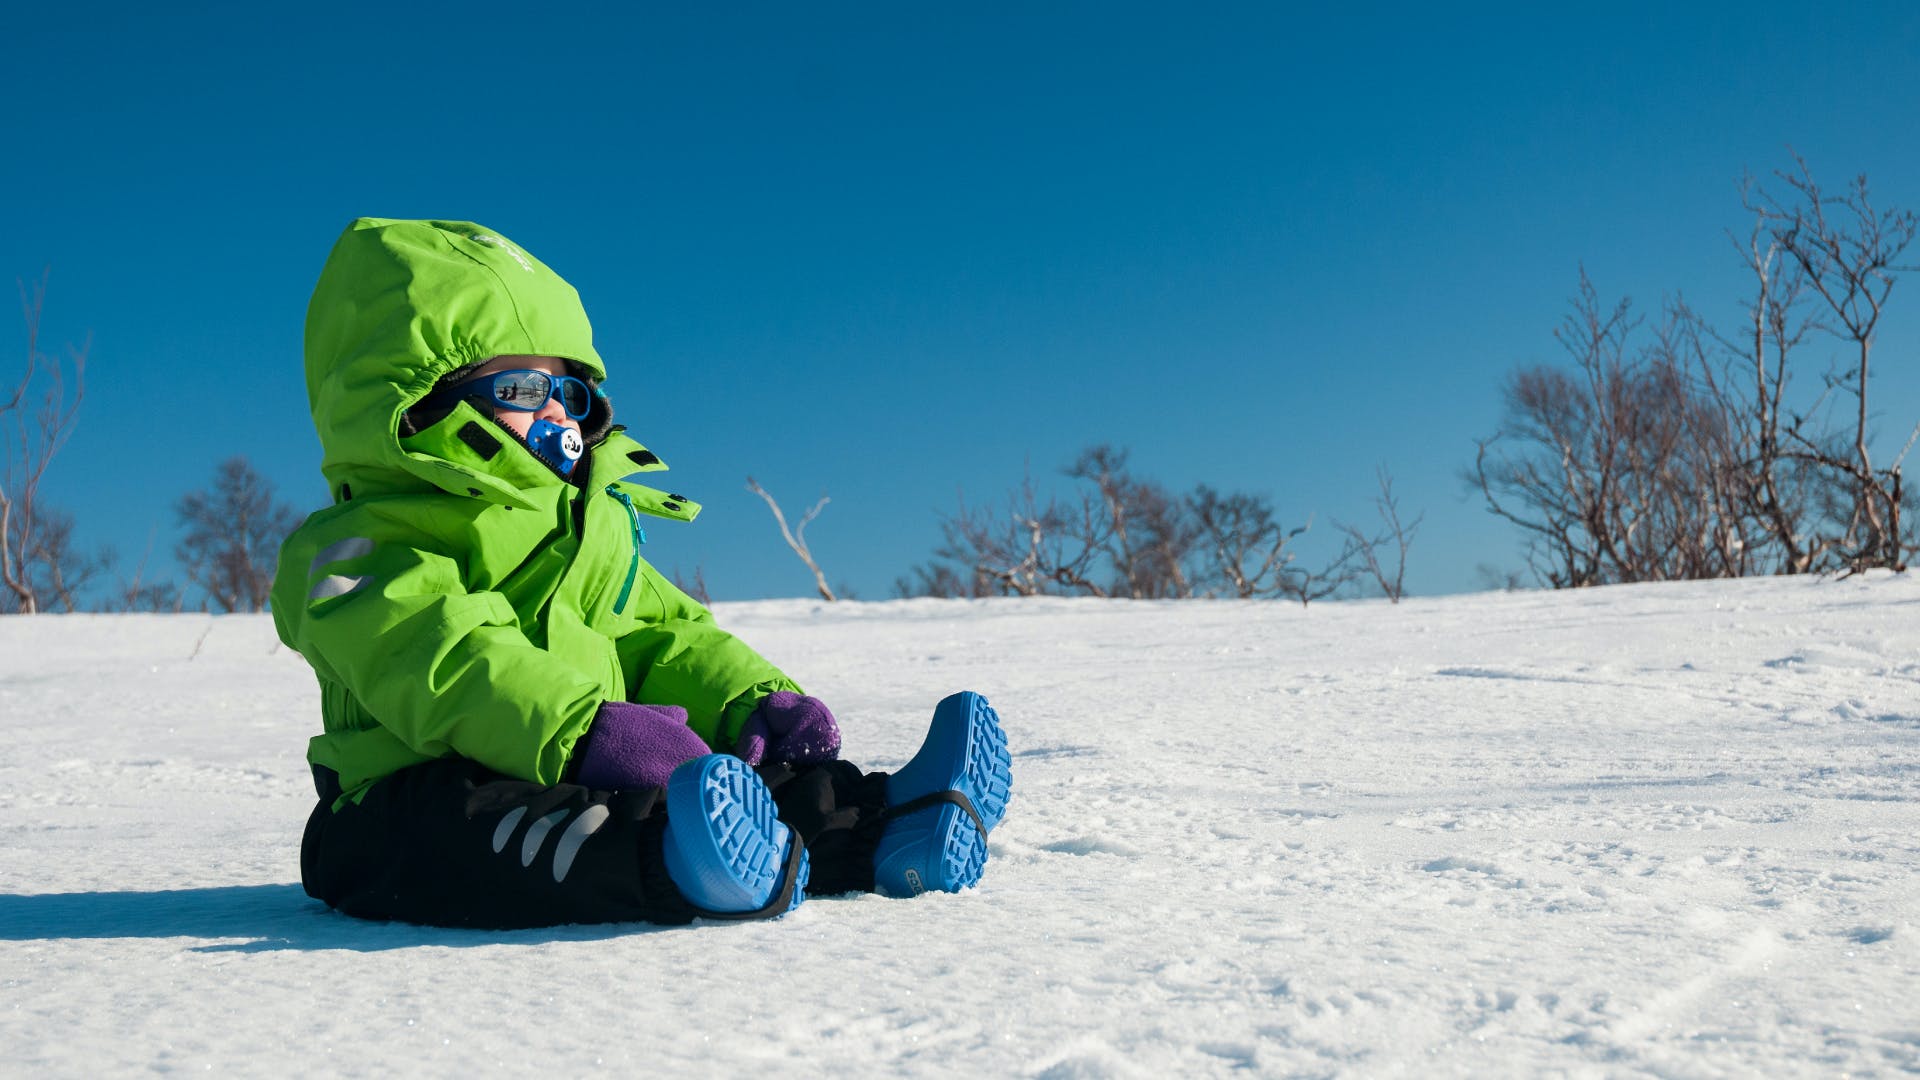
[{"xmin": 272, "ymin": 218, "xmax": 800, "ymax": 806}]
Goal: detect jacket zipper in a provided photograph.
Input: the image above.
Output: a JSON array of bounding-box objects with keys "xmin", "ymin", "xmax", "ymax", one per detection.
[{"xmin": 607, "ymin": 486, "xmax": 646, "ymax": 614}]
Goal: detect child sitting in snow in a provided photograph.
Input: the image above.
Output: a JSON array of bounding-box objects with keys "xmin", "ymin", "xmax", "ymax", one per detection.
[{"xmin": 272, "ymin": 218, "xmax": 1012, "ymax": 928}]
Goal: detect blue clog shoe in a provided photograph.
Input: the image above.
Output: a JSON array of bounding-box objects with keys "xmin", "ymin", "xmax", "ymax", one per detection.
[
  {"xmin": 873, "ymin": 691, "xmax": 1013, "ymax": 897},
  {"xmin": 662, "ymin": 754, "xmax": 809, "ymax": 917}
]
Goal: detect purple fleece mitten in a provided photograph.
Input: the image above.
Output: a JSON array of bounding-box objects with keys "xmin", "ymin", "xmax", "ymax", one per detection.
[
  {"xmin": 571, "ymin": 702, "xmax": 711, "ymax": 791},
  {"xmin": 734, "ymin": 691, "xmax": 841, "ymax": 766}
]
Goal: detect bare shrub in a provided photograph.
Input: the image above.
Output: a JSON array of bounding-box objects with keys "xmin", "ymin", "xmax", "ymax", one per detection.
[
  {"xmin": 1698, "ymin": 188, "xmax": 1830, "ymax": 574},
  {"xmin": 1336, "ymin": 468, "xmax": 1425, "ymax": 602},
  {"xmin": 1472, "ymin": 273, "xmax": 1741, "ymax": 586},
  {"xmin": 109, "ymin": 579, "xmax": 185, "ymax": 613},
  {"xmin": 903, "ymin": 445, "xmax": 1413, "ymax": 605},
  {"xmin": 1275, "ymin": 531, "xmax": 1368, "ymax": 606},
  {"xmin": 1474, "ymin": 563, "xmax": 1528, "ymax": 592},
  {"xmin": 895, "ymin": 559, "xmax": 994, "ymax": 600},
  {"xmin": 1188, "ymin": 485, "xmax": 1307, "ymax": 598},
  {"xmin": 1758, "ymin": 156, "xmax": 1919, "ymax": 571},
  {"xmin": 25, "ymin": 509, "xmax": 114, "ymax": 612},
  {"xmin": 670, "ymin": 565, "xmax": 711, "ymax": 606},
  {"xmin": 1, "ymin": 273, "xmax": 93, "ymax": 614},
  {"xmin": 177, "ymin": 456, "xmax": 301, "ymax": 613},
  {"xmin": 1473, "ymin": 159, "xmax": 1918, "ymax": 586},
  {"xmin": 1064, "ymin": 446, "xmax": 1197, "ymax": 599},
  {"xmin": 976, "ymin": 468, "xmax": 1078, "ymax": 596}
]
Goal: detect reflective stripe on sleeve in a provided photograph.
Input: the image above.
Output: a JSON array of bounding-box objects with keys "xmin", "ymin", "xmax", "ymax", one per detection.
[{"xmin": 307, "ymin": 537, "xmax": 375, "ymax": 603}]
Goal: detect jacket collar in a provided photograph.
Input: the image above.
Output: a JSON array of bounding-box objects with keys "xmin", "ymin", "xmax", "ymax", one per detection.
[{"xmin": 389, "ymin": 410, "xmax": 700, "ymax": 521}]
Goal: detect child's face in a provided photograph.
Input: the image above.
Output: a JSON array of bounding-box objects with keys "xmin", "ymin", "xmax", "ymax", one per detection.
[{"xmin": 467, "ymin": 354, "xmax": 582, "ymax": 440}]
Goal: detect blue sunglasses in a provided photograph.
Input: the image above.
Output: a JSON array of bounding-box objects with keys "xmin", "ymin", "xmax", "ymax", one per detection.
[{"xmin": 447, "ymin": 369, "xmax": 594, "ymax": 420}]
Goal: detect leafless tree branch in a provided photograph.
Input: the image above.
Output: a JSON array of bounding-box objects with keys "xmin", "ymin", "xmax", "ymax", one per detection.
[{"xmin": 746, "ymin": 476, "xmax": 836, "ymax": 602}]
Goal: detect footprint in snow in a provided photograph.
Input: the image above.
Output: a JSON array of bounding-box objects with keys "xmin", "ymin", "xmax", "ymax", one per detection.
[
  {"xmin": 1042, "ymin": 837, "xmax": 1144, "ymax": 858},
  {"xmin": 1423, "ymin": 856, "xmax": 1502, "ymax": 875}
]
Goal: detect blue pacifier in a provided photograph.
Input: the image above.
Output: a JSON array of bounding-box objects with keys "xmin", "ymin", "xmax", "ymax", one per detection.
[{"xmin": 527, "ymin": 418, "xmax": 584, "ymax": 476}]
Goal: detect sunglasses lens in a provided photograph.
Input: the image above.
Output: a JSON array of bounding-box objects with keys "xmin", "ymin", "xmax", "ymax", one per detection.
[
  {"xmin": 457, "ymin": 369, "xmax": 592, "ymax": 419},
  {"xmin": 490, "ymin": 371, "xmax": 550, "ymax": 409}
]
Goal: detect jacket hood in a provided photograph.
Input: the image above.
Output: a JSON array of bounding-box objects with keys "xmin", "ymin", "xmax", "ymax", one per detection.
[{"xmin": 304, "ymin": 218, "xmax": 609, "ymax": 506}]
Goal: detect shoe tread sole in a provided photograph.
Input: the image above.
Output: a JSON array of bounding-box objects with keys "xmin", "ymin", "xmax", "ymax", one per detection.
[{"xmin": 664, "ymin": 756, "xmax": 794, "ymax": 912}]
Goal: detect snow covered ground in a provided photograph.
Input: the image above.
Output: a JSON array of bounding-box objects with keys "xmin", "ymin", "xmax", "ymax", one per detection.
[{"xmin": 2, "ymin": 575, "xmax": 1917, "ymax": 1077}]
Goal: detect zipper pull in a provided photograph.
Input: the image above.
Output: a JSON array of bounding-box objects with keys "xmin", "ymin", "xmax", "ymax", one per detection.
[{"xmin": 607, "ymin": 486, "xmax": 645, "ymax": 613}]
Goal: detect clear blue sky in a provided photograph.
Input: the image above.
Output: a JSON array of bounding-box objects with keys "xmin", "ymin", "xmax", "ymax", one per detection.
[{"xmin": 7, "ymin": 3, "xmax": 1920, "ymax": 603}]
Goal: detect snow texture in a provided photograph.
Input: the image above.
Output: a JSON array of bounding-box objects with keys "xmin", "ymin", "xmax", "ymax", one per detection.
[{"xmin": 2, "ymin": 575, "xmax": 1918, "ymax": 1076}]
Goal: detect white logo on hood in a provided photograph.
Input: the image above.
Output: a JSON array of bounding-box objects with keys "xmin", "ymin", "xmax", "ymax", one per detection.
[{"xmin": 469, "ymin": 233, "xmax": 535, "ymax": 273}]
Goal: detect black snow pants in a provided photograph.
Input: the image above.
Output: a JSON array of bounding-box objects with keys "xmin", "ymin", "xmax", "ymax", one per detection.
[{"xmin": 300, "ymin": 757, "xmax": 891, "ymax": 929}]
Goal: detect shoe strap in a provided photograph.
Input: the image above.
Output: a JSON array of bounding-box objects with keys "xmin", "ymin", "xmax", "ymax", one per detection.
[
  {"xmin": 884, "ymin": 788, "xmax": 988, "ymax": 838},
  {"xmin": 681, "ymin": 838, "xmax": 806, "ymax": 923}
]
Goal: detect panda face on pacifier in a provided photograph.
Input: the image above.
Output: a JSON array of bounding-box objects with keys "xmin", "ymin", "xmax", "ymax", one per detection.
[{"xmin": 527, "ymin": 417, "xmax": 585, "ymax": 477}]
